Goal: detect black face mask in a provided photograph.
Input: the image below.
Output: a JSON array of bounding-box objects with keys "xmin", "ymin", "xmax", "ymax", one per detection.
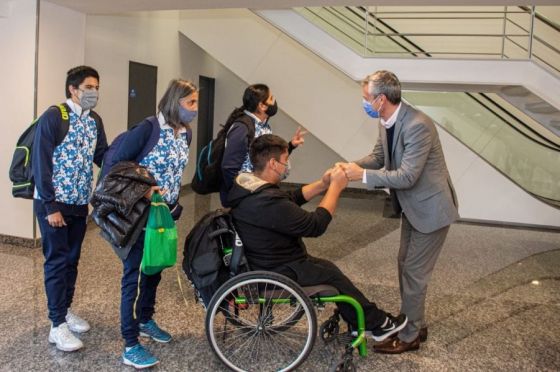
[{"xmin": 265, "ymin": 100, "xmax": 278, "ymax": 117}]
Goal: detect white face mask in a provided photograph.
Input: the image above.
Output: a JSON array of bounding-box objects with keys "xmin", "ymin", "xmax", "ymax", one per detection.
[{"xmin": 78, "ymin": 89, "xmax": 99, "ymax": 110}]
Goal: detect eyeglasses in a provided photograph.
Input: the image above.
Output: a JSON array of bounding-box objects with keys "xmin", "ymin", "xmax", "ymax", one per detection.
[
  {"xmin": 275, "ymin": 159, "xmax": 289, "ymax": 167},
  {"xmin": 371, "ymin": 95, "xmax": 383, "ymax": 104}
]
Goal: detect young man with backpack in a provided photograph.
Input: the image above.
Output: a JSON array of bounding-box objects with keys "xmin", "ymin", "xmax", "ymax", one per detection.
[
  {"xmin": 33, "ymin": 66, "xmax": 107, "ymax": 352},
  {"xmin": 219, "ymin": 84, "xmax": 306, "ymax": 206}
]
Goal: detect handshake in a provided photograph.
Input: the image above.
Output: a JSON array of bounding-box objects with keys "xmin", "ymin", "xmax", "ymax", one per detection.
[{"xmin": 320, "ymin": 162, "xmax": 365, "ymax": 189}]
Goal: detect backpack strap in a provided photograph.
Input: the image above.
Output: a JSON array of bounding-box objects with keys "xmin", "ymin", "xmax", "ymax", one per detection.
[
  {"xmin": 135, "ymin": 116, "xmax": 161, "ymax": 162},
  {"xmin": 89, "ymin": 109, "xmax": 104, "ymax": 135},
  {"xmin": 53, "ymin": 103, "xmax": 105, "ymax": 146},
  {"xmin": 235, "ymin": 114, "xmax": 256, "ymax": 143},
  {"xmin": 53, "ymin": 103, "xmax": 70, "ymax": 146},
  {"xmin": 230, "ymin": 229, "xmax": 249, "ymax": 276}
]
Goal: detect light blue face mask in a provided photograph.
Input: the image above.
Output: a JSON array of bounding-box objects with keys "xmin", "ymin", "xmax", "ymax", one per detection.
[
  {"xmin": 362, "ymin": 98, "xmax": 380, "ymax": 119},
  {"xmin": 178, "ymin": 104, "xmax": 197, "ymax": 124}
]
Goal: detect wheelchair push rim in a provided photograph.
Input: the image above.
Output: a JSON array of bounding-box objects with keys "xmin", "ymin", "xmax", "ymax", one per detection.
[{"xmin": 205, "ymin": 271, "xmax": 317, "ymax": 372}]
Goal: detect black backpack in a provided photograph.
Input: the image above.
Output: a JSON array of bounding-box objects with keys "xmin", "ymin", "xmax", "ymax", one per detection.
[
  {"xmin": 191, "ymin": 114, "xmax": 255, "ymax": 194},
  {"xmin": 9, "ymin": 103, "xmax": 102, "ymax": 199},
  {"xmin": 182, "ymin": 209, "xmax": 249, "ymax": 307}
]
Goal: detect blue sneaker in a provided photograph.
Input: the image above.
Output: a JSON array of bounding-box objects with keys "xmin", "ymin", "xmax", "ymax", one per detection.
[
  {"xmin": 122, "ymin": 344, "xmax": 159, "ymax": 369},
  {"xmin": 139, "ymin": 320, "xmax": 172, "ymax": 343}
]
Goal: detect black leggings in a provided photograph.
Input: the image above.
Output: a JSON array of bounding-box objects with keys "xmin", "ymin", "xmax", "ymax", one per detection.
[{"xmin": 270, "ymin": 256, "xmax": 387, "ymax": 330}]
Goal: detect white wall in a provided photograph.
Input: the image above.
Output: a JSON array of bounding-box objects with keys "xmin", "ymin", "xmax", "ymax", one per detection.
[
  {"xmin": 0, "ymin": 0, "xmax": 37, "ymax": 239},
  {"xmin": 178, "ymin": 8, "xmax": 560, "ymax": 227},
  {"xmin": 37, "ymin": 1, "xmax": 85, "ymax": 113},
  {"xmin": 178, "ymin": 33, "xmax": 345, "ymax": 184},
  {"xmin": 85, "ymin": 11, "xmax": 182, "ymax": 142},
  {"xmin": 439, "ymin": 126, "xmax": 560, "ymax": 227},
  {"xmin": 260, "ymin": 9, "xmax": 560, "ymax": 111},
  {"xmin": 84, "ymin": 9, "xmax": 344, "ymax": 188}
]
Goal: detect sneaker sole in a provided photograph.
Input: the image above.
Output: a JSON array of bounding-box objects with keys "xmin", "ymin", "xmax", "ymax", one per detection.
[
  {"xmin": 123, "ymin": 357, "xmax": 160, "ymax": 369},
  {"xmin": 48, "ymin": 335, "xmax": 83, "ymax": 352},
  {"xmin": 139, "ymin": 332, "xmax": 172, "ymax": 343},
  {"xmin": 67, "ymin": 325, "xmax": 91, "ymax": 333},
  {"xmin": 372, "ymin": 316, "xmax": 408, "ymax": 342}
]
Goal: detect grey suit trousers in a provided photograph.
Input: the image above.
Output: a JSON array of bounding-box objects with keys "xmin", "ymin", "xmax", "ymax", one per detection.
[{"xmin": 398, "ymin": 213, "xmax": 450, "ymax": 342}]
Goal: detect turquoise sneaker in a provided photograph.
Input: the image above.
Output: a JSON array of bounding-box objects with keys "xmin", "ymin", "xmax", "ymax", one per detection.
[
  {"xmin": 139, "ymin": 320, "xmax": 172, "ymax": 343},
  {"xmin": 122, "ymin": 344, "xmax": 159, "ymax": 369}
]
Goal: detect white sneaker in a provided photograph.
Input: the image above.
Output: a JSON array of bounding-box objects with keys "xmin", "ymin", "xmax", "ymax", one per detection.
[
  {"xmin": 66, "ymin": 309, "xmax": 91, "ymax": 333},
  {"xmin": 48, "ymin": 323, "xmax": 84, "ymax": 352}
]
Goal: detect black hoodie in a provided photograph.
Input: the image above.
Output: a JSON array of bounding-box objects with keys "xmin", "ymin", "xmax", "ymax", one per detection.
[{"xmin": 227, "ymin": 173, "xmax": 332, "ymax": 270}]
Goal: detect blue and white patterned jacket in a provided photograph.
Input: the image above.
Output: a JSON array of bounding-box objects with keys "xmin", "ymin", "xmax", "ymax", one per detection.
[
  {"xmin": 139, "ymin": 114, "xmax": 190, "ymax": 204},
  {"xmin": 33, "ymin": 99, "xmax": 107, "ymax": 216}
]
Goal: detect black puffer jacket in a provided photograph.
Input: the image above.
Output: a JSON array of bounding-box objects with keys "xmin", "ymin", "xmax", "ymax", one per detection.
[{"xmin": 91, "ymin": 161, "xmax": 157, "ymax": 259}]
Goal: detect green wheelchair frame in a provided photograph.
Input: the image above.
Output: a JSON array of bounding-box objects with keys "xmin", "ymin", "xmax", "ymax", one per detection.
[{"xmin": 204, "ymin": 270, "xmax": 368, "ymax": 372}]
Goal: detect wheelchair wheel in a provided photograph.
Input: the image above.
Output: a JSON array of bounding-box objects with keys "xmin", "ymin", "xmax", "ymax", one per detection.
[{"xmin": 206, "ymin": 271, "xmax": 317, "ymax": 372}]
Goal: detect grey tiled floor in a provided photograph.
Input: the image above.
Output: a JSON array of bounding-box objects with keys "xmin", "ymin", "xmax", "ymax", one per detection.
[{"xmin": 0, "ymin": 190, "xmax": 559, "ymax": 371}]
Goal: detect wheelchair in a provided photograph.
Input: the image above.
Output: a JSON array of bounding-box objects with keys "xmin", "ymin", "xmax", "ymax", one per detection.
[{"xmin": 204, "ymin": 270, "xmax": 368, "ymax": 372}]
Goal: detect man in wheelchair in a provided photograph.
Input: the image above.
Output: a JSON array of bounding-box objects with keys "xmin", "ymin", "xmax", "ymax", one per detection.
[{"xmin": 226, "ymin": 134, "xmax": 407, "ymax": 342}]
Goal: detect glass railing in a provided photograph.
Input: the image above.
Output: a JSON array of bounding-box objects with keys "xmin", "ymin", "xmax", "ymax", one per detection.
[
  {"xmin": 296, "ymin": 6, "xmax": 560, "ymax": 74},
  {"xmin": 403, "ymin": 90, "xmax": 560, "ymax": 203},
  {"xmin": 472, "ymin": 92, "xmax": 560, "ymax": 148}
]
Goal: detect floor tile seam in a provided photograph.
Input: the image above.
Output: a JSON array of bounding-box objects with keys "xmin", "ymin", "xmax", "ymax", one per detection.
[
  {"xmin": 438, "ymin": 302, "xmax": 541, "ymax": 350},
  {"xmin": 462, "ymin": 248, "xmax": 560, "ymax": 291},
  {"xmin": 422, "ymin": 295, "xmax": 541, "ymax": 328}
]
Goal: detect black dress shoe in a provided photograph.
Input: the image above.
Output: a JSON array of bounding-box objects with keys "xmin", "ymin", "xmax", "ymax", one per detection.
[
  {"xmin": 374, "ymin": 336, "xmax": 420, "ymax": 354},
  {"xmin": 419, "ymin": 327, "xmax": 428, "ymax": 342}
]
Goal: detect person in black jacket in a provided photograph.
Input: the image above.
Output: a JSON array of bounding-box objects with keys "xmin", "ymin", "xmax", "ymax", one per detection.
[
  {"xmin": 220, "ymin": 84, "xmax": 306, "ymax": 206},
  {"xmin": 228, "ymin": 134, "xmax": 407, "ymax": 342}
]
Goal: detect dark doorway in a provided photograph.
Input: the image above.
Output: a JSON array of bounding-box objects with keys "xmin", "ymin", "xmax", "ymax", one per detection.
[
  {"xmin": 128, "ymin": 61, "xmax": 157, "ymax": 128},
  {"xmin": 197, "ymin": 76, "xmax": 215, "ymax": 160}
]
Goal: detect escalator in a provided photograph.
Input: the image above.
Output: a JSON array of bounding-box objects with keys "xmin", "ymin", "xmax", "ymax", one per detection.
[
  {"xmin": 295, "ymin": 6, "xmax": 560, "ymax": 209},
  {"xmin": 178, "ymin": 7, "xmax": 560, "ymax": 226},
  {"xmin": 402, "ymin": 90, "xmax": 560, "ymax": 208}
]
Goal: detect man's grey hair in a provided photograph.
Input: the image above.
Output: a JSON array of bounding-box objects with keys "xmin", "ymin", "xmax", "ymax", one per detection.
[{"xmin": 361, "ymin": 70, "xmax": 401, "ymax": 105}]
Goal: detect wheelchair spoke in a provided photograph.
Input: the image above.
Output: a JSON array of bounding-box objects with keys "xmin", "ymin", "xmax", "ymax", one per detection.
[
  {"xmin": 216, "ymin": 304, "xmax": 255, "ymax": 327},
  {"xmin": 206, "ymin": 272, "xmax": 317, "ymax": 372}
]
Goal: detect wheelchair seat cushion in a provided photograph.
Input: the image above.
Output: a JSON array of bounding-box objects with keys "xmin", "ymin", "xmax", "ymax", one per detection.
[
  {"xmin": 302, "ymin": 284, "xmax": 339, "ymax": 297},
  {"xmin": 260, "ymin": 284, "xmax": 339, "ymax": 299}
]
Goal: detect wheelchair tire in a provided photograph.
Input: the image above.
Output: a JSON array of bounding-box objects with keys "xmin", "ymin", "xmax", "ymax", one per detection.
[{"xmin": 206, "ymin": 271, "xmax": 317, "ymax": 372}]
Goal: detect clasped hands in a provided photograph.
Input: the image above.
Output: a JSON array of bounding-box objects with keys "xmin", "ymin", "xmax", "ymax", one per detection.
[{"xmin": 321, "ymin": 162, "xmax": 364, "ymax": 189}]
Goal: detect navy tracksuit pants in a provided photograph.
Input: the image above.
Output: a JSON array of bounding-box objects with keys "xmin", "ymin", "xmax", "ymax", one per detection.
[
  {"xmin": 36, "ymin": 214, "xmax": 87, "ymax": 327},
  {"xmin": 120, "ymin": 232, "xmax": 162, "ymax": 347}
]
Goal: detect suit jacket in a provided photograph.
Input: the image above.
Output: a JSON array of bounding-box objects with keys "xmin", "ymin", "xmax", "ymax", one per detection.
[{"xmin": 355, "ymin": 102, "xmax": 459, "ymax": 233}]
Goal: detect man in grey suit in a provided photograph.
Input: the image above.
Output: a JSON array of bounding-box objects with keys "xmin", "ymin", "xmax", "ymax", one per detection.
[{"xmin": 340, "ymin": 70, "xmax": 459, "ymax": 353}]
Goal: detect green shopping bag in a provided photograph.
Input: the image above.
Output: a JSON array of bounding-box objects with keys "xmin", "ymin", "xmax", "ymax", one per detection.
[{"xmin": 141, "ymin": 192, "xmax": 177, "ymax": 275}]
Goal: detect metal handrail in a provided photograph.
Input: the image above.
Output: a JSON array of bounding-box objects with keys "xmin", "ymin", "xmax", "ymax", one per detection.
[
  {"xmin": 353, "ymin": 6, "xmax": 431, "ymax": 57},
  {"xmin": 352, "ymin": 33, "xmax": 528, "ymax": 37},
  {"xmin": 364, "ymin": 10, "xmax": 529, "ymax": 15},
  {"xmin": 299, "ymin": 5, "xmax": 560, "ymax": 73},
  {"xmin": 519, "ymin": 5, "xmax": 560, "ymax": 32}
]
